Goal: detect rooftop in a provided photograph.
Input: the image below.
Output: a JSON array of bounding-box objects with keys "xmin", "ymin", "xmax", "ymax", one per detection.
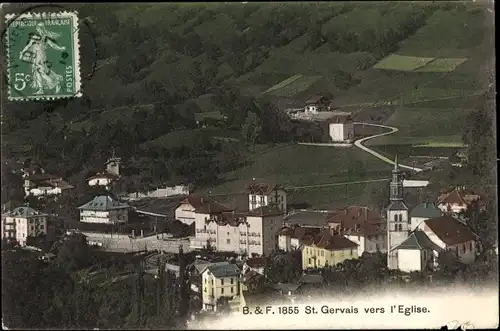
[
  {"xmin": 246, "ymin": 182, "xmax": 283, "ymax": 195},
  {"xmin": 78, "ymin": 195, "xmax": 130, "ymax": 211},
  {"xmin": 179, "ymin": 195, "xmax": 233, "ymax": 214},
  {"xmin": 437, "ymin": 187, "xmax": 480, "ymax": 206},
  {"xmin": 304, "ymin": 230, "xmax": 358, "ymax": 251},
  {"xmin": 424, "ymin": 215, "xmax": 478, "ymax": 245},
  {"xmin": 392, "ymin": 230, "xmax": 443, "ymax": 252},
  {"xmin": 6, "ymin": 206, "xmax": 47, "ymax": 218},
  {"xmin": 410, "ymin": 202, "xmax": 442, "ymax": 219},
  {"xmin": 204, "ymin": 262, "xmax": 241, "ymax": 278},
  {"xmin": 283, "ymin": 209, "xmax": 331, "ymax": 227}
]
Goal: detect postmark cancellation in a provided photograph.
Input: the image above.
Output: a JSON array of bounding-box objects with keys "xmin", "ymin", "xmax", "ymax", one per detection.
[{"xmin": 5, "ymin": 11, "xmax": 82, "ymax": 101}]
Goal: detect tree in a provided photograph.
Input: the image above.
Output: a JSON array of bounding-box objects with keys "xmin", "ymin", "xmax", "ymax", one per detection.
[
  {"xmin": 54, "ymin": 233, "xmax": 92, "ymax": 272},
  {"xmin": 241, "ymin": 112, "xmax": 263, "ymax": 145}
]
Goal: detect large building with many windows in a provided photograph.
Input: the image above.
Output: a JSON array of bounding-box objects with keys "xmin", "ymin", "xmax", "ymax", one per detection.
[{"xmin": 1, "ymin": 205, "xmax": 48, "ymax": 246}]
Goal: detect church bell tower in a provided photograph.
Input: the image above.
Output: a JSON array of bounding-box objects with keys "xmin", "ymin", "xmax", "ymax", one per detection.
[{"xmin": 386, "ymin": 155, "xmax": 410, "ymax": 270}]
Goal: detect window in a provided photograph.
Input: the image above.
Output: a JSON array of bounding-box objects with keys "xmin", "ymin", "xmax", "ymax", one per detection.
[
  {"xmin": 470, "ymin": 242, "xmax": 473, "ymax": 251},
  {"xmin": 204, "ymin": 287, "xmax": 207, "ymax": 293},
  {"xmin": 230, "ymin": 278, "xmax": 234, "ymax": 284},
  {"xmin": 204, "ymin": 225, "xmax": 207, "ymax": 231},
  {"xmin": 211, "ymin": 289, "xmax": 214, "ymax": 296},
  {"xmin": 205, "ymin": 278, "xmax": 207, "ymax": 283},
  {"xmin": 398, "ymin": 214, "xmax": 403, "ymax": 222},
  {"xmin": 398, "ymin": 224, "xmax": 402, "ymax": 231},
  {"xmin": 221, "ymin": 288, "xmax": 224, "ymax": 295},
  {"xmin": 211, "ymin": 279, "xmax": 214, "ymax": 285},
  {"xmin": 226, "ymin": 239, "xmax": 230, "ymax": 244},
  {"xmin": 221, "ymin": 279, "xmax": 224, "ymax": 286},
  {"xmin": 393, "ymin": 214, "xmax": 397, "ymax": 222},
  {"xmin": 231, "ymin": 287, "xmax": 234, "ymax": 293},
  {"xmin": 251, "ymin": 196, "xmax": 256, "ymax": 203},
  {"xmin": 260, "ymin": 196, "xmax": 265, "ymax": 204},
  {"xmin": 463, "ymin": 244, "xmax": 466, "ymax": 253},
  {"xmin": 350, "ymin": 249, "xmax": 353, "ymax": 255},
  {"xmin": 321, "ymin": 250, "xmax": 324, "ymax": 257},
  {"xmin": 308, "ymin": 258, "xmax": 312, "ymax": 264},
  {"xmin": 227, "ymin": 232, "xmax": 229, "ymax": 236}
]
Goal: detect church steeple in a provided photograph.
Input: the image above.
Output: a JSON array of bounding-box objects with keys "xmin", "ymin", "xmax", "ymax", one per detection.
[{"xmin": 390, "ymin": 154, "xmax": 403, "ymax": 202}]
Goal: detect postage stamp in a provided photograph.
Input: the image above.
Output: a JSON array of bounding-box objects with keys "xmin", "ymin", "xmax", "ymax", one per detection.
[{"xmin": 4, "ymin": 11, "xmax": 82, "ymax": 101}]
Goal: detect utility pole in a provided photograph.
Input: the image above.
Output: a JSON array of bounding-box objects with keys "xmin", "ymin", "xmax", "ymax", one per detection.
[{"xmin": 136, "ymin": 259, "xmax": 145, "ymax": 327}]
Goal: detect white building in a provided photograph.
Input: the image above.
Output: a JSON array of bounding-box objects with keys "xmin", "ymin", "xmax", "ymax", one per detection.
[
  {"xmin": 201, "ymin": 262, "xmax": 241, "ymax": 311},
  {"xmin": 304, "ymin": 95, "xmax": 331, "ymax": 114},
  {"xmin": 390, "ymin": 230, "xmax": 443, "ymax": 272},
  {"xmin": 24, "ymin": 177, "xmax": 74, "ymax": 198},
  {"xmin": 436, "ymin": 187, "xmax": 480, "ymax": 214},
  {"xmin": 191, "ymin": 206, "xmax": 284, "ymax": 257},
  {"xmin": 247, "ymin": 183, "xmax": 287, "ymax": 213},
  {"xmin": 386, "ymin": 156, "xmax": 411, "ymax": 270},
  {"xmin": 1, "ymin": 206, "xmax": 48, "ymax": 246},
  {"xmin": 278, "ymin": 225, "xmax": 324, "ymax": 252},
  {"xmin": 409, "ymin": 202, "xmax": 443, "ymax": 231},
  {"xmin": 86, "ymin": 156, "xmax": 121, "ymax": 189},
  {"xmin": 78, "ymin": 195, "xmax": 130, "ymax": 224},
  {"xmin": 326, "ymin": 112, "xmax": 354, "ymax": 143},
  {"xmin": 21, "ymin": 164, "xmax": 73, "ymax": 198},
  {"xmin": 416, "ymin": 215, "xmax": 478, "ymax": 264}
]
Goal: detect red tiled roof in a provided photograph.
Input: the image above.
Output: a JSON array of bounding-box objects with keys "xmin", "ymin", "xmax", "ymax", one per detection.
[
  {"xmin": 308, "ymin": 230, "xmax": 358, "ymax": 251},
  {"xmin": 438, "ymin": 188, "xmax": 480, "ymax": 206},
  {"xmin": 326, "ymin": 206, "xmax": 384, "ymax": 235},
  {"xmin": 424, "ymin": 215, "xmax": 478, "ymax": 245}
]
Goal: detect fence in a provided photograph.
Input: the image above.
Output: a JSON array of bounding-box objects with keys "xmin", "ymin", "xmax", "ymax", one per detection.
[
  {"xmin": 82, "ymin": 231, "xmax": 192, "ymax": 253},
  {"xmin": 122, "ymin": 185, "xmax": 191, "ymax": 201}
]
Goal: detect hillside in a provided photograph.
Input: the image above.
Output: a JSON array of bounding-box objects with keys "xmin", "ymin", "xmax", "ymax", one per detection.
[{"xmin": 1, "ymin": 2, "xmax": 494, "ymax": 208}]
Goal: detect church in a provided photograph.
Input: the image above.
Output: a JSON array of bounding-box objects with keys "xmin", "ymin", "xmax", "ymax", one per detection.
[{"xmin": 386, "ymin": 156, "xmax": 479, "ymax": 272}]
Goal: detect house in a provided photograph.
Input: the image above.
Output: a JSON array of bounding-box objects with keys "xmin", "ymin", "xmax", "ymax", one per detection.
[
  {"xmin": 243, "ymin": 257, "xmax": 269, "ymax": 275},
  {"xmin": 304, "ymin": 95, "xmax": 331, "ymax": 114},
  {"xmin": 278, "ymin": 225, "xmax": 324, "ymax": 252},
  {"xmin": 1, "ymin": 205, "xmax": 48, "ymax": 246},
  {"xmin": 87, "ymin": 156, "xmax": 121, "ymax": 188},
  {"xmin": 416, "ymin": 215, "xmax": 479, "ymax": 264},
  {"xmin": 390, "ymin": 230, "xmax": 443, "ymax": 272},
  {"xmin": 449, "ymin": 150, "xmax": 468, "ymax": 168},
  {"xmin": 437, "ymin": 187, "xmax": 480, "ymax": 214},
  {"xmin": 326, "ymin": 112, "xmax": 354, "ymax": 143},
  {"xmin": 78, "ymin": 195, "xmax": 130, "ymax": 224},
  {"xmin": 191, "ymin": 202, "xmax": 285, "ymax": 256},
  {"xmin": 247, "ymin": 182, "xmax": 287, "ymax": 213},
  {"xmin": 326, "ymin": 206, "xmax": 387, "ymax": 256},
  {"xmin": 22, "ymin": 165, "xmax": 73, "ymax": 198},
  {"xmin": 409, "ymin": 202, "xmax": 443, "ymax": 231},
  {"xmin": 301, "ymin": 230, "xmax": 359, "ymax": 270},
  {"xmin": 201, "ymin": 262, "xmax": 241, "ymax": 311},
  {"xmin": 175, "ymin": 195, "xmax": 230, "ymax": 226}
]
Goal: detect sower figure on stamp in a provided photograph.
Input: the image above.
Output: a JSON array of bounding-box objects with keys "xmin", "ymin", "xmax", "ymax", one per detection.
[{"xmin": 19, "ymin": 23, "xmax": 65, "ymax": 95}]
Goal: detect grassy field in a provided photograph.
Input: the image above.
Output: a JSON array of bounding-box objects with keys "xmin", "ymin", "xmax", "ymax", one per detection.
[
  {"xmin": 373, "ymin": 55, "xmax": 435, "ymax": 71},
  {"xmin": 414, "ymin": 58, "xmax": 468, "ymax": 73},
  {"xmin": 364, "ymin": 107, "xmax": 473, "ymax": 148},
  {"xmin": 208, "ymin": 144, "xmax": 393, "ymax": 207}
]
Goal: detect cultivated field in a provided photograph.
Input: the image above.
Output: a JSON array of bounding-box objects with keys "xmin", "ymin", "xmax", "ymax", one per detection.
[{"xmin": 373, "ymin": 55, "xmax": 435, "ymax": 71}]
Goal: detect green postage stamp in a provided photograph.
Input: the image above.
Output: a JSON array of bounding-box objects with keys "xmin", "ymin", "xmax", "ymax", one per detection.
[{"xmin": 5, "ymin": 11, "xmax": 82, "ymax": 101}]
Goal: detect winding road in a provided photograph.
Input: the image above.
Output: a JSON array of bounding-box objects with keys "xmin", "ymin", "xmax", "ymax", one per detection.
[{"xmin": 352, "ymin": 122, "xmax": 423, "ymax": 173}]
